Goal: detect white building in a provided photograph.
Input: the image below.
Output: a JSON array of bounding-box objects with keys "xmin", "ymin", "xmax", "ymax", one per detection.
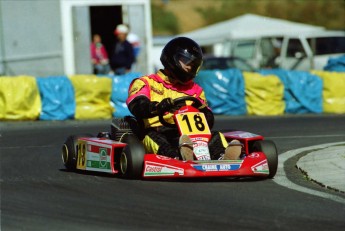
[{"xmin": 0, "ymin": 0, "xmax": 153, "ymax": 76}]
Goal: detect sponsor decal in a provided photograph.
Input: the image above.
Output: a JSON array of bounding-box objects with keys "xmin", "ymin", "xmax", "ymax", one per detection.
[
  {"xmin": 145, "ymin": 165, "xmax": 162, "ymax": 173},
  {"xmin": 99, "ymin": 148, "xmax": 108, "ymax": 169},
  {"xmin": 144, "ymin": 162, "xmax": 184, "ymax": 176},
  {"xmin": 192, "ymin": 137, "xmax": 209, "ymax": 142},
  {"xmin": 155, "ymin": 155, "xmax": 172, "ymax": 160},
  {"xmin": 195, "ymin": 141, "xmax": 208, "ymax": 147},
  {"xmin": 84, "ymin": 143, "xmax": 111, "ymax": 171},
  {"xmin": 195, "ymin": 155, "xmax": 211, "ymax": 161},
  {"xmin": 86, "ymin": 160, "xmax": 111, "ymax": 171},
  {"xmin": 251, "ymin": 160, "xmax": 269, "ymax": 174},
  {"xmin": 129, "ymin": 86, "xmax": 138, "ymax": 95},
  {"xmin": 177, "ymin": 109, "xmax": 189, "ymax": 113},
  {"xmin": 194, "ymin": 141, "xmax": 211, "ymax": 160},
  {"xmin": 151, "ymin": 86, "xmax": 164, "ymax": 95},
  {"xmin": 192, "ymin": 162, "xmax": 242, "ymax": 172},
  {"xmin": 201, "ymin": 164, "xmax": 217, "ymax": 171},
  {"xmin": 247, "ymin": 152, "xmax": 260, "ymax": 158}
]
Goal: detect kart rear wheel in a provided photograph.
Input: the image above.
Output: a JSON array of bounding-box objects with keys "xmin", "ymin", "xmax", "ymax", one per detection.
[
  {"xmin": 253, "ymin": 140, "xmax": 278, "ymax": 178},
  {"xmin": 118, "ymin": 133, "xmax": 145, "ymax": 179},
  {"xmin": 62, "ymin": 134, "xmax": 92, "ymax": 171}
]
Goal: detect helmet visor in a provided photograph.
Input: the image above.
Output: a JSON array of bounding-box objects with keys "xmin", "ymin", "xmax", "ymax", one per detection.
[{"xmin": 174, "ymin": 50, "xmax": 203, "ymax": 76}]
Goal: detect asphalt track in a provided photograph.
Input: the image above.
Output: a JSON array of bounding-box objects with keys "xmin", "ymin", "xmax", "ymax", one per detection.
[{"xmin": 1, "ymin": 115, "xmax": 345, "ymax": 231}]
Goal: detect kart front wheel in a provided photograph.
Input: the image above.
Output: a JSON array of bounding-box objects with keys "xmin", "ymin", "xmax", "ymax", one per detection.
[
  {"xmin": 253, "ymin": 140, "xmax": 278, "ymax": 178},
  {"xmin": 118, "ymin": 134, "xmax": 145, "ymax": 179},
  {"xmin": 62, "ymin": 134, "xmax": 92, "ymax": 171}
]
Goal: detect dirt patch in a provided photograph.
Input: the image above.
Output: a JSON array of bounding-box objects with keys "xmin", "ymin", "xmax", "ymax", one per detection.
[{"xmin": 153, "ymin": 0, "xmax": 222, "ymax": 33}]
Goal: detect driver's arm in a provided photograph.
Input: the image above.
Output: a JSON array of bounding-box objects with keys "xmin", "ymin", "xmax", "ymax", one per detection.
[
  {"xmin": 128, "ymin": 96, "xmax": 158, "ymax": 119},
  {"xmin": 127, "ymin": 78, "xmax": 159, "ymax": 118}
]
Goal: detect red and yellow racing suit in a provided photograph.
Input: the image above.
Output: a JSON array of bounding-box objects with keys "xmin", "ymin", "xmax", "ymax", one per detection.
[{"xmin": 126, "ymin": 70, "xmax": 228, "ymax": 159}]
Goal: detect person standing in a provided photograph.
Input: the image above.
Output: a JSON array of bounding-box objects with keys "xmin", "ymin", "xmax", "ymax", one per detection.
[
  {"xmin": 125, "ymin": 24, "xmax": 141, "ymax": 59},
  {"xmin": 126, "ymin": 24, "xmax": 141, "ymax": 71},
  {"xmin": 110, "ymin": 24, "xmax": 135, "ymax": 75}
]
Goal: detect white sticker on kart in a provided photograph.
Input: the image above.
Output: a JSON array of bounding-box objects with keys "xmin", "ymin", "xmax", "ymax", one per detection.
[
  {"xmin": 251, "ymin": 160, "xmax": 269, "ymax": 174},
  {"xmin": 193, "ymin": 141, "xmax": 211, "ymax": 160},
  {"xmin": 229, "ymin": 131, "xmax": 259, "ymax": 138}
]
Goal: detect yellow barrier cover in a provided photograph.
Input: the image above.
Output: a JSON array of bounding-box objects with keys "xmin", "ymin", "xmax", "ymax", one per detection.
[
  {"xmin": 0, "ymin": 76, "xmax": 41, "ymax": 120},
  {"xmin": 312, "ymin": 71, "xmax": 345, "ymax": 114},
  {"xmin": 69, "ymin": 75, "xmax": 114, "ymax": 119},
  {"xmin": 243, "ymin": 72, "xmax": 285, "ymax": 115}
]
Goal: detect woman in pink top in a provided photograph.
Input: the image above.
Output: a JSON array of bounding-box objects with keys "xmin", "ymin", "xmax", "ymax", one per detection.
[{"xmin": 90, "ymin": 34, "xmax": 110, "ymax": 74}]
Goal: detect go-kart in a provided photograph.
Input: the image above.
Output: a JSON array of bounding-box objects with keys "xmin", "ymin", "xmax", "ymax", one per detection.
[{"xmin": 62, "ymin": 96, "xmax": 278, "ymax": 179}]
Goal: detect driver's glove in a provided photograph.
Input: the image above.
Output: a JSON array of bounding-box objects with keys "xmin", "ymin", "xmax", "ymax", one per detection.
[
  {"xmin": 192, "ymin": 100, "xmax": 207, "ymax": 110},
  {"xmin": 156, "ymin": 98, "xmax": 174, "ymax": 114}
]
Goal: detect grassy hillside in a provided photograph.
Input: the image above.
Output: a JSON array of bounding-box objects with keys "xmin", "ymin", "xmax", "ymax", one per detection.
[{"xmin": 151, "ymin": 0, "xmax": 345, "ymax": 36}]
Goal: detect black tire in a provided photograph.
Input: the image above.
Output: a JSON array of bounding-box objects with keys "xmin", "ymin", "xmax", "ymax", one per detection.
[
  {"xmin": 61, "ymin": 134, "xmax": 92, "ymax": 171},
  {"xmin": 118, "ymin": 133, "xmax": 145, "ymax": 179},
  {"xmin": 253, "ymin": 140, "xmax": 278, "ymax": 178}
]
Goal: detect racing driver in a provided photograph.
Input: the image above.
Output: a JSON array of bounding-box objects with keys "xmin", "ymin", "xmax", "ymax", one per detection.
[{"xmin": 126, "ymin": 37, "xmax": 241, "ymax": 160}]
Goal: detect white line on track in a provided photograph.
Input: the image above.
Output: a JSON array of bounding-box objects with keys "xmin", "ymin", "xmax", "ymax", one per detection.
[
  {"xmin": 273, "ymin": 142, "xmax": 345, "ymax": 204},
  {"xmin": 268, "ymin": 134, "xmax": 345, "ymax": 139}
]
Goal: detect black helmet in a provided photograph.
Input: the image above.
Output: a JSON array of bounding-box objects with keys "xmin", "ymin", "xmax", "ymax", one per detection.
[{"xmin": 160, "ymin": 37, "xmax": 203, "ymax": 84}]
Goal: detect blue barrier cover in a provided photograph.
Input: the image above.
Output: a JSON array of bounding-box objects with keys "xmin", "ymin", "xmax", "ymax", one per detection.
[
  {"xmin": 324, "ymin": 55, "xmax": 345, "ymax": 72},
  {"xmin": 36, "ymin": 76, "xmax": 75, "ymax": 120},
  {"xmin": 259, "ymin": 69, "xmax": 323, "ymax": 114},
  {"xmin": 195, "ymin": 69, "xmax": 246, "ymax": 115},
  {"xmin": 106, "ymin": 72, "xmax": 142, "ymax": 117}
]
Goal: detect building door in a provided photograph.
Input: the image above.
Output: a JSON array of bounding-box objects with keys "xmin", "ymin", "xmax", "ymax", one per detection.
[
  {"xmin": 61, "ymin": 0, "xmax": 152, "ymax": 75},
  {"xmin": 72, "ymin": 5, "xmax": 122, "ymax": 74},
  {"xmin": 90, "ymin": 5, "xmax": 123, "ymax": 65}
]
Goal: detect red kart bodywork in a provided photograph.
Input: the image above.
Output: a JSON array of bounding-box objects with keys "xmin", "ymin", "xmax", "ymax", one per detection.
[
  {"xmin": 63, "ymin": 97, "xmax": 277, "ymax": 179},
  {"xmin": 76, "ymin": 130, "xmax": 269, "ymax": 179}
]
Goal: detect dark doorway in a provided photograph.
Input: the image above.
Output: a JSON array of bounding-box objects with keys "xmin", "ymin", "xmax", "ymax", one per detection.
[{"xmin": 90, "ymin": 6, "xmax": 122, "ymax": 59}]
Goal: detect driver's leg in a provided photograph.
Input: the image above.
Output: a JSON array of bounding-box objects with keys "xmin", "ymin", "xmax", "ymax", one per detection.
[
  {"xmin": 179, "ymin": 135, "xmax": 194, "ymax": 161},
  {"xmin": 224, "ymin": 140, "xmax": 242, "ymax": 160},
  {"xmin": 209, "ymin": 131, "xmax": 242, "ymax": 160},
  {"xmin": 208, "ymin": 131, "xmax": 227, "ymax": 159},
  {"xmin": 143, "ymin": 129, "xmax": 180, "ymax": 158}
]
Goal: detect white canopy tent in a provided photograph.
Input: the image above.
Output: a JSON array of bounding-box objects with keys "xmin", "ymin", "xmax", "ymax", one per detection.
[
  {"xmin": 152, "ymin": 14, "xmax": 326, "ymax": 70},
  {"xmin": 180, "ymin": 14, "xmax": 325, "ymax": 46}
]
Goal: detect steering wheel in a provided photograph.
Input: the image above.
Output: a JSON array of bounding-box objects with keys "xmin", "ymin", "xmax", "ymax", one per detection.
[{"xmin": 158, "ymin": 96, "xmax": 204, "ymax": 128}]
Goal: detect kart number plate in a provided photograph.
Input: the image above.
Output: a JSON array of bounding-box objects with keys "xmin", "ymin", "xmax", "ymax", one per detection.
[{"xmin": 176, "ymin": 112, "xmax": 211, "ymax": 136}]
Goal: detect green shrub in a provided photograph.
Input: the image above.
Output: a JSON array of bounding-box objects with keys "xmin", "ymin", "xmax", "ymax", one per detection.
[{"xmin": 151, "ymin": 4, "xmax": 180, "ymax": 35}]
